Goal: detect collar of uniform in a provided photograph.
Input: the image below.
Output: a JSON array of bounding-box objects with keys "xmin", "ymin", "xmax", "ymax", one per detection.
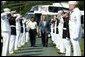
[
  {"xmin": 70, "ymin": 7, "xmax": 78, "ymax": 14},
  {"xmin": 72, "ymin": 7, "xmax": 78, "ymax": 12}
]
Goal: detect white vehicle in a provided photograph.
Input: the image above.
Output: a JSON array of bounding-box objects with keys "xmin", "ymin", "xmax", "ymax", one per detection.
[
  {"xmin": 24, "ymin": 2, "xmax": 84, "ymax": 28},
  {"xmin": 24, "ymin": 3, "xmax": 69, "ymax": 24}
]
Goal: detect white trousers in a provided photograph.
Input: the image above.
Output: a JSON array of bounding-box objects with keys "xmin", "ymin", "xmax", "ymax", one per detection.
[
  {"xmin": 2, "ymin": 32, "xmax": 10, "ymax": 56},
  {"xmin": 23, "ymin": 32, "xmax": 26, "ymax": 45},
  {"xmin": 58, "ymin": 25, "xmax": 65, "ymax": 53},
  {"xmin": 26, "ymin": 32, "xmax": 29, "ymax": 42},
  {"xmin": 71, "ymin": 38, "xmax": 81, "ymax": 56},
  {"xmin": 14, "ymin": 30, "xmax": 20, "ymax": 50},
  {"xmin": 55, "ymin": 34, "xmax": 60, "ymax": 49},
  {"xmin": 63, "ymin": 38, "xmax": 71, "ymax": 56},
  {"xmin": 50, "ymin": 28, "xmax": 54, "ymax": 42},
  {"xmin": 51, "ymin": 33, "xmax": 56, "ymax": 44},
  {"xmin": 18, "ymin": 32, "xmax": 26, "ymax": 47},
  {"xmin": 59, "ymin": 40, "xmax": 65, "ymax": 53},
  {"xmin": 18, "ymin": 33, "xmax": 22, "ymax": 47},
  {"xmin": 9, "ymin": 35, "xmax": 16, "ymax": 53},
  {"xmin": 20, "ymin": 33, "xmax": 25, "ymax": 46},
  {"xmin": 58, "ymin": 35, "xmax": 65, "ymax": 53}
]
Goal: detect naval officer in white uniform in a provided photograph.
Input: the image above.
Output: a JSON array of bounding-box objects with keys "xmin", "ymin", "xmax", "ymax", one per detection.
[
  {"xmin": 54, "ymin": 15, "xmax": 60, "ymax": 49},
  {"xmin": 62, "ymin": 12, "xmax": 71, "ymax": 56},
  {"xmin": 14, "ymin": 14, "xmax": 21, "ymax": 50},
  {"xmin": 9, "ymin": 11, "xmax": 16, "ymax": 54},
  {"xmin": 50, "ymin": 18, "xmax": 55, "ymax": 44},
  {"xmin": 68, "ymin": 1, "xmax": 82, "ymax": 56},
  {"xmin": 57, "ymin": 11, "xmax": 65, "ymax": 53},
  {"xmin": 24, "ymin": 18, "xmax": 30, "ymax": 43},
  {"xmin": 1, "ymin": 8, "xmax": 11, "ymax": 56},
  {"xmin": 19, "ymin": 16, "xmax": 26, "ymax": 46}
]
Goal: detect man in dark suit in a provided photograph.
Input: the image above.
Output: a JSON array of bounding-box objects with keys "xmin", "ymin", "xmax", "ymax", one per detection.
[{"xmin": 39, "ymin": 16, "xmax": 50, "ymax": 47}]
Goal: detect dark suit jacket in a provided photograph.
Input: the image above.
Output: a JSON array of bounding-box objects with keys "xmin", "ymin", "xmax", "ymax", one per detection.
[{"xmin": 39, "ymin": 21, "xmax": 50, "ymax": 33}]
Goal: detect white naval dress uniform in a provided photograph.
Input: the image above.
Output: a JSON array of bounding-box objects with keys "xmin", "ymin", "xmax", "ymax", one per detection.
[
  {"xmin": 50, "ymin": 21, "xmax": 56, "ymax": 44},
  {"xmin": 62, "ymin": 15, "xmax": 71, "ymax": 56},
  {"xmin": 25, "ymin": 19, "xmax": 30, "ymax": 43},
  {"xmin": 20, "ymin": 18, "xmax": 25, "ymax": 46},
  {"xmin": 50, "ymin": 22, "xmax": 54, "ymax": 42},
  {"xmin": 9, "ymin": 17, "xmax": 16, "ymax": 54},
  {"xmin": 69, "ymin": 8, "xmax": 82, "ymax": 56},
  {"xmin": 54, "ymin": 20, "xmax": 60, "ymax": 49},
  {"xmin": 1, "ymin": 12, "xmax": 11, "ymax": 56},
  {"xmin": 14, "ymin": 14, "xmax": 21, "ymax": 50},
  {"xmin": 58, "ymin": 16, "xmax": 65, "ymax": 53}
]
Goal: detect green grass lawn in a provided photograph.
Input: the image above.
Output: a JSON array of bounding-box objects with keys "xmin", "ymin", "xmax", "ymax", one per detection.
[
  {"xmin": 8, "ymin": 37, "xmax": 84, "ymax": 56},
  {"xmin": 80, "ymin": 38, "xmax": 84, "ymax": 56}
]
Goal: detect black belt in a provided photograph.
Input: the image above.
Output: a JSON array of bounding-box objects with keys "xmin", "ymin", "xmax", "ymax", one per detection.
[
  {"xmin": 21, "ymin": 27, "xmax": 23, "ymax": 33},
  {"xmin": 62, "ymin": 27, "xmax": 70, "ymax": 39},
  {"xmin": 56, "ymin": 28, "xmax": 59, "ymax": 34},
  {"xmin": 11, "ymin": 27, "xmax": 16, "ymax": 35},
  {"xmin": 53, "ymin": 29, "xmax": 55, "ymax": 33}
]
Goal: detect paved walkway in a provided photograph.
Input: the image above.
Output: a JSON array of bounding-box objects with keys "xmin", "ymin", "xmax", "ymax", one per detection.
[{"xmin": 8, "ymin": 38, "xmax": 65, "ymax": 56}]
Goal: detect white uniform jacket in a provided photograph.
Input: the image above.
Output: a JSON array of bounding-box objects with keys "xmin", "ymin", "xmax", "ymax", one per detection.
[
  {"xmin": 69, "ymin": 8, "xmax": 82, "ymax": 39},
  {"xmin": 1, "ymin": 12, "xmax": 11, "ymax": 32}
]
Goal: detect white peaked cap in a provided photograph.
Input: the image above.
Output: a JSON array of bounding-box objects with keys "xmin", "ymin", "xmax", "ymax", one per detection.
[
  {"xmin": 11, "ymin": 11, "xmax": 16, "ymax": 14},
  {"xmin": 13, "ymin": 13, "xmax": 21, "ymax": 17},
  {"xmin": 13, "ymin": 14, "xmax": 17, "ymax": 17},
  {"xmin": 16, "ymin": 14, "xmax": 20, "ymax": 16},
  {"xmin": 68, "ymin": 1, "xmax": 78, "ymax": 5},
  {"xmin": 58, "ymin": 10, "xmax": 63, "ymax": 14},
  {"xmin": 3, "ymin": 8, "xmax": 10, "ymax": 12}
]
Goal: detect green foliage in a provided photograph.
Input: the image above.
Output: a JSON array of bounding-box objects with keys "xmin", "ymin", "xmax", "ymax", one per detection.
[{"xmin": 78, "ymin": 1, "xmax": 84, "ymax": 10}]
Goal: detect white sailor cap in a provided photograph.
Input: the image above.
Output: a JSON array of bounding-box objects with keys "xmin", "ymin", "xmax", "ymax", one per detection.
[
  {"xmin": 68, "ymin": 1, "xmax": 78, "ymax": 5},
  {"xmin": 3, "ymin": 8, "xmax": 10, "ymax": 12}
]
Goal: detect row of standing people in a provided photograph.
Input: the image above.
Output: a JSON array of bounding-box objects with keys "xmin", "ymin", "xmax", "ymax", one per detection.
[
  {"xmin": 50, "ymin": 1, "xmax": 82, "ymax": 56},
  {"xmin": 1, "ymin": 1, "xmax": 83, "ymax": 56},
  {"xmin": 1, "ymin": 8, "xmax": 50, "ymax": 56},
  {"xmin": 1, "ymin": 8, "xmax": 30, "ymax": 56}
]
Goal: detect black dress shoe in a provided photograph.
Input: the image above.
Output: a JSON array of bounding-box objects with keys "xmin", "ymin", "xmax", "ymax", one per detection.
[
  {"xmin": 44, "ymin": 44, "xmax": 48, "ymax": 47},
  {"xmin": 31, "ymin": 46, "xmax": 33, "ymax": 47},
  {"xmin": 46, "ymin": 45, "xmax": 48, "ymax": 47},
  {"xmin": 43, "ymin": 44, "xmax": 45, "ymax": 47},
  {"xmin": 58, "ymin": 52, "xmax": 65, "ymax": 54}
]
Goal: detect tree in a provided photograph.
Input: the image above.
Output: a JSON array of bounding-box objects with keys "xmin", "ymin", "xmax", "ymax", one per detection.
[{"xmin": 78, "ymin": 1, "xmax": 84, "ymax": 10}]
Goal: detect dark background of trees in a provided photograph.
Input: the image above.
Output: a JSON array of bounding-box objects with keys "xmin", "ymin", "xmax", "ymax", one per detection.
[{"xmin": 1, "ymin": 1, "xmax": 84, "ymax": 15}]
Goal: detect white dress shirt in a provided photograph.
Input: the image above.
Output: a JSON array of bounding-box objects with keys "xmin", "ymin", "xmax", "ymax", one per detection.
[
  {"xmin": 28, "ymin": 21, "xmax": 37, "ymax": 30},
  {"xmin": 43, "ymin": 21, "xmax": 46, "ymax": 26}
]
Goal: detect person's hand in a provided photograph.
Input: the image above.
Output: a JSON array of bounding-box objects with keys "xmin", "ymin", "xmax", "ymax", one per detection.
[
  {"xmin": 1, "ymin": 39, "xmax": 3, "ymax": 43},
  {"xmin": 73, "ymin": 38, "xmax": 79, "ymax": 41},
  {"xmin": 62, "ymin": 13, "xmax": 68, "ymax": 18}
]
